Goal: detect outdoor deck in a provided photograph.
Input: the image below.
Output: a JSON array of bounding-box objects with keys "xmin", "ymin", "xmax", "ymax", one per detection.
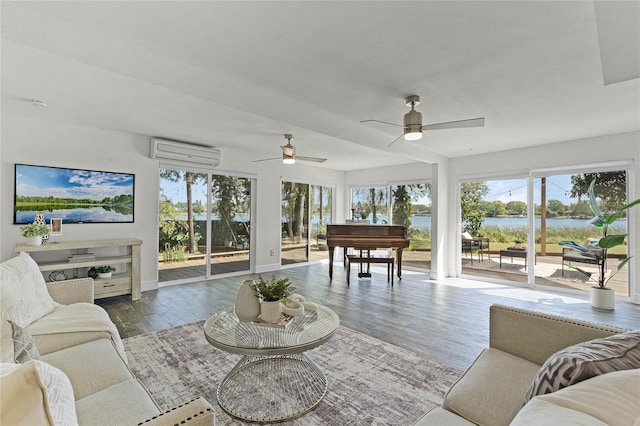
[{"xmin": 158, "ymin": 246, "xmax": 627, "ymax": 298}]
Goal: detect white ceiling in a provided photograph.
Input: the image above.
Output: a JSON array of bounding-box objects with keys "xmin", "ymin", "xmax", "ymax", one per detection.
[{"xmin": 1, "ymin": 1, "xmax": 639, "ymax": 171}]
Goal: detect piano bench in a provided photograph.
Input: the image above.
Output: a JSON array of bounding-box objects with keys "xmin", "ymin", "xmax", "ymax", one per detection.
[{"xmin": 345, "ymin": 254, "xmax": 394, "ymax": 286}]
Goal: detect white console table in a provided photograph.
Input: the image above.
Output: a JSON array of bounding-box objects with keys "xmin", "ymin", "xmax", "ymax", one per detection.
[{"xmin": 15, "ymin": 238, "xmax": 142, "ymax": 301}]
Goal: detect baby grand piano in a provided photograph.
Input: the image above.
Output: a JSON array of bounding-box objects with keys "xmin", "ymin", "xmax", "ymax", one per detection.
[{"xmin": 326, "ymin": 224, "xmax": 409, "ymax": 280}]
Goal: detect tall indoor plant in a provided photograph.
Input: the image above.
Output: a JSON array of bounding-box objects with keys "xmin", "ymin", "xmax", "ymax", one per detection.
[{"xmin": 559, "ymin": 180, "xmax": 640, "ymax": 309}]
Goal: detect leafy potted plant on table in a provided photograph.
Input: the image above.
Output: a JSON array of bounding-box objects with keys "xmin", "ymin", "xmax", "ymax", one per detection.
[
  {"xmin": 95, "ymin": 265, "xmax": 116, "ymax": 279},
  {"xmin": 559, "ymin": 180, "xmax": 640, "ymax": 310},
  {"xmin": 20, "ymin": 224, "xmax": 51, "ymax": 246},
  {"xmin": 251, "ymin": 275, "xmax": 296, "ymax": 323}
]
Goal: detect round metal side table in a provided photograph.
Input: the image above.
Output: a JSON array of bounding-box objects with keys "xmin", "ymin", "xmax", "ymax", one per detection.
[{"xmin": 203, "ymin": 305, "xmax": 340, "ymax": 423}]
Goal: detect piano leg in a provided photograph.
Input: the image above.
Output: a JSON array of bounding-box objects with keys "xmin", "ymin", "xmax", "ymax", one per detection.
[
  {"xmin": 397, "ymin": 249, "xmax": 403, "ymax": 279},
  {"xmin": 328, "ymin": 246, "xmax": 335, "ymax": 279}
]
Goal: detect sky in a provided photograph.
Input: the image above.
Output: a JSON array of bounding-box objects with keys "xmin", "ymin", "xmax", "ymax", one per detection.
[
  {"xmin": 16, "ymin": 164, "xmax": 134, "ymax": 201},
  {"xmin": 484, "ymin": 175, "xmax": 576, "ymax": 205},
  {"xmin": 160, "ymin": 172, "xmax": 580, "ymax": 208}
]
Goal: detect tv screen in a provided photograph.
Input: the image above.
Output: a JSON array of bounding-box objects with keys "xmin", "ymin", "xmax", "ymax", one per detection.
[{"xmin": 14, "ymin": 164, "xmax": 135, "ymax": 224}]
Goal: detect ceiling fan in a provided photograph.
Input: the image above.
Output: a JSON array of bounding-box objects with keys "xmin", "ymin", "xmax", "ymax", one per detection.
[
  {"xmin": 253, "ymin": 134, "xmax": 327, "ymax": 164},
  {"xmin": 361, "ymin": 95, "xmax": 485, "ymax": 147}
]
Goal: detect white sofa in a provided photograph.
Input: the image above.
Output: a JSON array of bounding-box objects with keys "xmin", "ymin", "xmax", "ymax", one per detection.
[
  {"xmin": 1, "ymin": 252, "xmax": 216, "ymax": 425},
  {"xmin": 415, "ymin": 304, "xmax": 639, "ymax": 425}
]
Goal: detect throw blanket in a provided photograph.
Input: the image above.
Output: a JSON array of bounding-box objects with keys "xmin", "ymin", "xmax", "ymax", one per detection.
[{"xmin": 25, "ymin": 303, "xmax": 127, "ymax": 361}]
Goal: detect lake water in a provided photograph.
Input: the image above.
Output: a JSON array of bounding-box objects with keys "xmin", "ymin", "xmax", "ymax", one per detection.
[
  {"xmin": 408, "ymin": 215, "xmax": 626, "ymax": 230},
  {"xmin": 16, "ymin": 208, "xmax": 133, "ymax": 224}
]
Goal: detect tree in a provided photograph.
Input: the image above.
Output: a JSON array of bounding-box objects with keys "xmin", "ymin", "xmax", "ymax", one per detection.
[
  {"xmin": 353, "ymin": 187, "xmax": 388, "ymax": 223},
  {"xmin": 211, "ymin": 175, "xmax": 250, "ymax": 245},
  {"xmin": 461, "ymin": 181, "xmax": 489, "ymax": 235},
  {"xmin": 282, "ymin": 182, "xmax": 307, "ymax": 242},
  {"xmin": 570, "ymin": 199, "xmax": 591, "ymax": 218},
  {"xmin": 570, "ymin": 172, "xmax": 627, "ymax": 212},
  {"xmin": 505, "ymin": 200, "xmax": 527, "ymax": 216},
  {"xmin": 159, "ymin": 170, "xmax": 207, "ymax": 254},
  {"xmin": 392, "ymin": 184, "xmax": 430, "ymax": 227},
  {"xmin": 546, "ymin": 199, "xmax": 566, "ymax": 218},
  {"xmin": 481, "ymin": 200, "xmax": 507, "ymax": 217}
]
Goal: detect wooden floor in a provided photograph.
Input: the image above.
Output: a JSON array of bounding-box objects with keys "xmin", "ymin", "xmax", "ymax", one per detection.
[{"xmin": 98, "ymin": 261, "xmax": 640, "ymax": 371}]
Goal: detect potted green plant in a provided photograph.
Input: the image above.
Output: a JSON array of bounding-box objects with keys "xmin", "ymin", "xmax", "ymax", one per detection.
[
  {"xmin": 251, "ymin": 275, "xmax": 296, "ymax": 323},
  {"xmin": 559, "ymin": 180, "xmax": 640, "ymax": 310},
  {"xmin": 20, "ymin": 223, "xmax": 51, "ymax": 246},
  {"xmin": 95, "ymin": 265, "xmax": 117, "ymax": 279}
]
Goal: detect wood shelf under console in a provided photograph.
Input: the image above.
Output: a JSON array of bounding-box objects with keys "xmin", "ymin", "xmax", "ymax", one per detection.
[{"xmin": 15, "ymin": 238, "xmax": 142, "ymax": 301}]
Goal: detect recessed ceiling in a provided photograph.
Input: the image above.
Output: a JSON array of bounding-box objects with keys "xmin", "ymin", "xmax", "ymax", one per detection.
[{"xmin": 1, "ymin": 1, "xmax": 638, "ymax": 171}]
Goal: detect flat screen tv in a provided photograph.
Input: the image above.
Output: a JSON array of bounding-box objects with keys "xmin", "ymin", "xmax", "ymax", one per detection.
[{"xmin": 14, "ymin": 163, "xmax": 135, "ymax": 224}]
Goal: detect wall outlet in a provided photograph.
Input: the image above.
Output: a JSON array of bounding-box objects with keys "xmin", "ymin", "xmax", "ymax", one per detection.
[{"xmin": 270, "ymin": 249, "xmax": 275, "ymax": 256}]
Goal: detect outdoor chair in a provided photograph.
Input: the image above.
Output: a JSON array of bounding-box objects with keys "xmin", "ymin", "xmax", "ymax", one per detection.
[
  {"xmin": 561, "ymin": 247, "xmax": 602, "ymax": 276},
  {"xmin": 461, "ymin": 233, "xmax": 490, "ymax": 264}
]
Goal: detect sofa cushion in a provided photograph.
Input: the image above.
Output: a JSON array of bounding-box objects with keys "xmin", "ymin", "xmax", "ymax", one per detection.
[
  {"xmin": 513, "ymin": 369, "xmax": 640, "ymax": 425},
  {"xmin": 75, "ymin": 379, "xmax": 160, "ymax": 426},
  {"xmin": 42, "ymin": 338, "xmax": 134, "ymax": 400},
  {"xmin": 26, "ymin": 302, "xmax": 126, "ymax": 360},
  {"xmin": 0, "ymin": 321, "xmax": 13, "ymax": 363},
  {"xmin": 443, "ymin": 348, "xmax": 540, "ymax": 426},
  {"xmin": 413, "ymin": 407, "xmax": 476, "ymax": 425},
  {"xmin": 0, "ymin": 252, "xmax": 57, "ymax": 328},
  {"xmin": 0, "ymin": 360, "xmax": 77, "ymax": 426},
  {"xmin": 524, "ymin": 329, "xmax": 640, "ymax": 402},
  {"xmin": 8, "ymin": 320, "xmax": 41, "ymax": 363}
]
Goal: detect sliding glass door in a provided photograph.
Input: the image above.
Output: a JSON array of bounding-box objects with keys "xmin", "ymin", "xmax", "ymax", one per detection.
[
  {"xmin": 458, "ymin": 165, "xmax": 632, "ymax": 298},
  {"xmin": 533, "ymin": 170, "xmax": 630, "ymax": 296},
  {"xmin": 391, "ymin": 183, "xmax": 432, "ymax": 269},
  {"xmin": 281, "ymin": 181, "xmax": 333, "ymax": 265},
  {"xmin": 459, "ymin": 177, "xmax": 530, "ymax": 282},
  {"xmin": 158, "ymin": 167, "xmax": 253, "ymax": 284}
]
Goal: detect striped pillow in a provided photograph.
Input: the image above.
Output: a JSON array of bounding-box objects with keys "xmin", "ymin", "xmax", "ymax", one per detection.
[{"xmin": 524, "ymin": 329, "xmax": 640, "ymax": 403}]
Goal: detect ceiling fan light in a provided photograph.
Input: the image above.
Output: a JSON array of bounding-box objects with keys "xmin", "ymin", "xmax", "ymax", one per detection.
[
  {"xmin": 283, "ymin": 154, "xmax": 295, "ymax": 164},
  {"xmin": 404, "ymin": 130, "xmax": 422, "ymax": 141}
]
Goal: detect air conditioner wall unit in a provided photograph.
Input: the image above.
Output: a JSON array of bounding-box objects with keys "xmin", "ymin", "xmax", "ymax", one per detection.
[{"xmin": 150, "ymin": 138, "xmax": 221, "ymax": 167}]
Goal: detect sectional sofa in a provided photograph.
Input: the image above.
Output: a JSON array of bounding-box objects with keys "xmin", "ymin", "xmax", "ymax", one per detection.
[
  {"xmin": 415, "ymin": 304, "xmax": 639, "ymax": 425},
  {"xmin": 1, "ymin": 252, "xmax": 216, "ymax": 425}
]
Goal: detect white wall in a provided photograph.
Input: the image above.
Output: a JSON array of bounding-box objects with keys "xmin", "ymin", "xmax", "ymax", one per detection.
[
  {"xmin": 1, "ymin": 115, "xmax": 345, "ymax": 291},
  {"xmin": 447, "ymin": 131, "xmax": 640, "ymax": 302}
]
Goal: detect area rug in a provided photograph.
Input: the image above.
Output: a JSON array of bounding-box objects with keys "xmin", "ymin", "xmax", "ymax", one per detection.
[{"xmin": 123, "ymin": 322, "xmax": 462, "ymax": 425}]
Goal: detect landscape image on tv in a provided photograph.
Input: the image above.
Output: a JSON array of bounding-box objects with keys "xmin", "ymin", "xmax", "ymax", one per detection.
[{"xmin": 14, "ymin": 164, "xmax": 135, "ymax": 224}]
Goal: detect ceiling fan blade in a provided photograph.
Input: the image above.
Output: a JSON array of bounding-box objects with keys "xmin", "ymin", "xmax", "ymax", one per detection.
[
  {"xmin": 252, "ymin": 157, "xmax": 280, "ymax": 163},
  {"xmin": 387, "ymin": 134, "xmax": 404, "ymax": 147},
  {"xmin": 422, "ymin": 117, "xmax": 485, "ymax": 131},
  {"xmin": 360, "ymin": 119, "xmax": 404, "ymax": 128},
  {"xmin": 296, "ymin": 156, "xmax": 327, "ymax": 163}
]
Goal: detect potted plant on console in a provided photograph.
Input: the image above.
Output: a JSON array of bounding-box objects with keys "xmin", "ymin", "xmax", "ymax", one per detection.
[
  {"xmin": 95, "ymin": 265, "xmax": 116, "ymax": 279},
  {"xmin": 20, "ymin": 223, "xmax": 51, "ymax": 246},
  {"xmin": 252, "ymin": 275, "xmax": 296, "ymax": 323},
  {"xmin": 559, "ymin": 180, "xmax": 640, "ymax": 310}
]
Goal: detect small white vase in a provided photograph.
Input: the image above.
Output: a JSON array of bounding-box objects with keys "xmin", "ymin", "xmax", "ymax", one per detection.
[
  {"xmin": 590, "ymin": 287, "xmax": 615, "ymax": 310},
  {"xmin": 235, "ymin": 280, "xmax": 260, "ymax": 322},
  {"xmin": 260, "ymin": 300, "xmax": 282, "ymax": 323},
  {"xmin": 98, "ymin": 272, "xmax": 112, "ymax": 279},
  {"xmin": 25, "ymin": 236, "xmax": 43, "ymax": 246}
]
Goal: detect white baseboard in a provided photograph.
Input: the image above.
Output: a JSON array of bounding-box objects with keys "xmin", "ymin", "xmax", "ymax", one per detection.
[{"xmin": 255, "ymin": 263, "xmax": 281, "ymax": 274}]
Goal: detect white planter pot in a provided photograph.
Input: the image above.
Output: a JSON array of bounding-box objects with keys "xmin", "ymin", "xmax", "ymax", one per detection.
[
  {"xmin": 260, "ymin": 301, "xmax": 282, "ymax": 323},
  {"xmin": 590, "ymin": 287, "xmax": 615, "ymax": 310},
  {"xmin": 98, "ymin": 272, "xmax": 112, "ymax": 279},
  {"xmin": 235, "ymin": 280, "xmax": 260, "ymax": 322},
  {"xmin": 25, "ymin": 236, "xmax": 43, "ymax": 246}
]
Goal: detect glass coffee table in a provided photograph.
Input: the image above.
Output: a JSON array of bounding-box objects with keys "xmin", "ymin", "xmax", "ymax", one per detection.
[{"xmin": 203, "ymin": 305, "xmax": 340, "ymax": 423}]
